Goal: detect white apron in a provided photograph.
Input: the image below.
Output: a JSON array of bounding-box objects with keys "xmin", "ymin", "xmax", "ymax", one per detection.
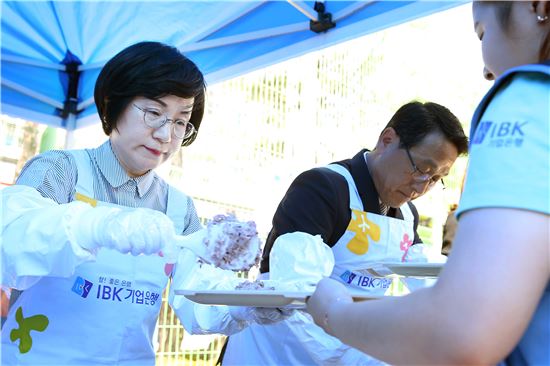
[
  {"xmin": 1, "ymin": 149, "xmax": 187, "ymax": 366},
  {"xmin": 326, "ymin": 164, "xmax": 414, "ymax": 296},
  {"xmin": 223, "ymin": 164, "xmax": 414, "ymax": 365}
]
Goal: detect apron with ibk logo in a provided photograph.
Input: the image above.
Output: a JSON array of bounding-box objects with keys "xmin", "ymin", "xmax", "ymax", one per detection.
[
  {"xmin": 326, "ymin": 164, "xmax": 415, "ymax": 296},
  {"xmin": 2, "ymin": 149, "xmax": 188, "ymax": 365}
]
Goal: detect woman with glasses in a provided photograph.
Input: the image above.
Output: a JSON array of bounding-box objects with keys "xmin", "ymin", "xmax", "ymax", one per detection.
[
  {"xmin": 307, "ymin": 2, "xmax": 549, "ymax": 365},
  {"xmin": 1, "ymin": 41, "xmax": 206, "ymax": 365}
]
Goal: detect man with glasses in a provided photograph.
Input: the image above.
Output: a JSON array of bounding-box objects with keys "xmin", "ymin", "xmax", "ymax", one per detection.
[{"xmin": 220, "ymin": 101, "xmax": 469, "ymax": 365}]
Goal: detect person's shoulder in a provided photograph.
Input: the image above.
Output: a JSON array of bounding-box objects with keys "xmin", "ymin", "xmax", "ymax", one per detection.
[
  {"xmin": 37, "ymin": 148, "xmax": 76, "ymax": 161},
  {"xmin": 487, "ymin": 73, "xmax": 548, "ymax": 123},
  {"xmin": 281, "ymin": 165, "xmax": 349, "ymax": 205},
  {"xmin": 15, "ymin": 149, "xmax": 80, "ymax": 200},
  {"xmin": 21, "ymin": 149, "xmax": 77, "ymax": 173},
  {"xmin": 497, "ymin": 71, "xmax": 548, "ymax": 100},
  {"xmin": 499, "ymin": 63, "xmax": 550, "ymax": 83},
  {"xmin": 507, "ymin": 70, "xmax": 549, "ymax": 88},
  {"xmin": 301, "ymin": 164, "xmax": 348, "ymax": 179},
  {"xmin": 296, "ymin": 165, "xmax": 348, "ymax": 188}
]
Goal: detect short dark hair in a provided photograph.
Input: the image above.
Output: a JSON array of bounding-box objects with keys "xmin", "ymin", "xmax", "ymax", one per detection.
[
  {"xmin": 385, "ymin": 101, "xmax": 469, "ymax": 156},
  {"xmin": 94, "ymin": 41, "xmax": 206, "ymax": 146}
]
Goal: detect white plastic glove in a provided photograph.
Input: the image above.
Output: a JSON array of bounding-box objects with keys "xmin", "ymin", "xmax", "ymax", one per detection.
[
  {"xmin": 229, "ymin": 305, "xmax": 295, "ymax": 326},
  {"xmin": 73, "ymin": 206, "xmax": 177, "ymax": 257}
]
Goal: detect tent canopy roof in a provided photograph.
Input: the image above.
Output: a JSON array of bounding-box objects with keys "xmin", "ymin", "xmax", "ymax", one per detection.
[{"xmin": 1, "ymin": 1, "xmax": 465, "ymax": 131}]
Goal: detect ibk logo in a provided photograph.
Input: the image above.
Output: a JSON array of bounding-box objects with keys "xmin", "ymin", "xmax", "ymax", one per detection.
[
  {"xmin": 472, "ymin": 120, "xmax": 528, "ymax": 148},
  {"xmin": 71, "ymin": 276, "xmax": 93, "ymax": 298},
  {"xmin": 340, "ymin": 270, "xmax": 357, "ymax": 284},
  {"xmin": 472, "ymin": 121, "xmax": 494, "ymax": 144}
]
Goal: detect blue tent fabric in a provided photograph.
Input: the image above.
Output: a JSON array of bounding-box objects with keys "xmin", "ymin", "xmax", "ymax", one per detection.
[{"xmin": 1, "ymin": 1, "xmax": 466, "ymax": 131}]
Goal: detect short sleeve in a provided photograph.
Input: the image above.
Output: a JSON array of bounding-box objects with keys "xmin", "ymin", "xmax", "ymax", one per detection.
[
  {"xmin": 457, "ymin": 73, "xmax": 550, "ymax": 217},
  {"xmin": 15, "ymin": 149, "xmax": 78, "ymax": 204}
]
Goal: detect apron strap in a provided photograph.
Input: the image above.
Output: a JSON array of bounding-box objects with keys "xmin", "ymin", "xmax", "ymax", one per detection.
[
  {"xmin": 69, "ymin": 149, "xmax": 95, "ymax": 198},
  {"xmin": 166, "ymin": 187, "xmax": 189, "ymax": 234},
  {"xmin": 324, "ymin": 164, "xmax": 363, "ymax": 211},
  {"xmin": 400, "ymin": 202, "xmax": 414, "ymax": 222},
  {"xmin": 69, "ymin": 149, "xmax": 188, "ymax": 234},
  {"xmin": 325, "ymin": 163, "xmax": 413, "ymax": 222}
]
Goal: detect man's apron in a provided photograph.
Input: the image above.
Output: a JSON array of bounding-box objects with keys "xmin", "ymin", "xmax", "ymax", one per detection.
[
  {"xmin": 326, "ymin": 163, "xmax": 414, "ymax": 295},
  {"xmin": 1, "ymin": 149, "xmax": 187, "ymax": 366},
  {"xmin": 223, "ymin": 163, "xmax": 414, "ymax": 365}
]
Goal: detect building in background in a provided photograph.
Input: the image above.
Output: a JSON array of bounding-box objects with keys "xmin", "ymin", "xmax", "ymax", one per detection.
[{"xmin": 0, "ymin": 4, "xmax": 488, "ymax": 365}]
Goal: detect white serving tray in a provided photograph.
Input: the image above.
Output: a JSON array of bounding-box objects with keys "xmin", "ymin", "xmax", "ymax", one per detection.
[
  {"xmin": 379, "ymin": 262, "xmax": 443, "ymax": 277},
  {"xmin": 174, "ymin": 288, "xmax": 382, "ymax": 308}
]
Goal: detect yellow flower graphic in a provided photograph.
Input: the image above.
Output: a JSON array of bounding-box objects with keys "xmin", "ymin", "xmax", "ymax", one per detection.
[
  {"xmin": 10, "ymin": 307, "xmax": 49, "ymax": 354},
  {"xmin": 346, "ymin": 209, "xmax": 381, "ymax": 255}
]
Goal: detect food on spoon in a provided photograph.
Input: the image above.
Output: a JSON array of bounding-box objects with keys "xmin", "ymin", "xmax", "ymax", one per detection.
[{"xmin": 203, "ymin": 214, "xmax": 262, "ymax": 271}]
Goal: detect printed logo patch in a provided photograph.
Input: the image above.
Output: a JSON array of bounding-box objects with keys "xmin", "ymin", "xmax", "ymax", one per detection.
[
  {"xmin": 71, "ymin": 276, "xmax": 93, "ymax": 298},
  {"xmin": 96, "ymin": 277, "xmax": 161, "ymax": 306},
  {"xmin": 472, "ymin": 120, "xmax": 528, "ymax": 148},
  {"xmin": 10, "ymin": 307, "xmax": 49, "ymax": 354},
  {"xmin": 339, "ymin": 270, "xmax": 392, "ymax": 289},
  {"xmin": 340, "ymin": 270, "xmax": 357, "ymax": 284},
  {"xmin": 472, "ymin": 121, "xmax": 493, "ymax": 144}
]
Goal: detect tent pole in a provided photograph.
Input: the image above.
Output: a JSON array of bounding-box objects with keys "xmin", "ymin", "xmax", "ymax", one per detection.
[
  {"xmin": 64, "ymin": 129, "xmax": 76, "ymax": 150},
  {"xmin": 1, "ymin": 79, "xmax": 64, "ymax": 109},
  {"xmin": 287, "ymin": 1, "xmax": 317, "ymax": 21},
  {"xmin": 64, "ymin": 113, "xmax": 77, "ymax": 149},
  {"xmin": 179, "ymin": 22, "xmax": 308, "ymax": 52}
]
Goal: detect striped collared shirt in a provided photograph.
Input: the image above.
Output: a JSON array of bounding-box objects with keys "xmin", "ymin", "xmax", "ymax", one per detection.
[{"xmin": 16, "ymin": 140, "xmax": 201, "ymax": 235}]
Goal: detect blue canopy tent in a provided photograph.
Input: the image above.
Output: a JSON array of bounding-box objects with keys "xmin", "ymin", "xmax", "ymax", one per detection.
[{"xmin": 1, "ymin": 1, "xmax": 465, "ymax": 147}]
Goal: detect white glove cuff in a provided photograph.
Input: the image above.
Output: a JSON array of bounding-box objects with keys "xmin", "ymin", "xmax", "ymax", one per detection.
[
  {"xmin": 65, "ymin": 202, "xmax": 120, "ymax": 254},
  {"xmin": 64, "ymin": 201, "xmax": 101, "ymax": 257}
]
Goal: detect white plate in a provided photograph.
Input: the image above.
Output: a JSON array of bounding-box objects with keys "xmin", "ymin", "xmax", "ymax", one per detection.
[
  {"xmin": 381, "ymin": 262, "xmax": 443, "ymax": 277},
  {"xmin": 174, "ymin": 289, "xmax": 382, "ymax": 308}
]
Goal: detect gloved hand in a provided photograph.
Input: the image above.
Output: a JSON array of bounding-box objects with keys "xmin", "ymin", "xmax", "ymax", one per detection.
[
  {"xmin": 229, "ymin": 305, "xmax": 295, "ymax": 326},
  {"xmin": 73, "ymin": 205, "xmax": 177, "ymax": 257}
]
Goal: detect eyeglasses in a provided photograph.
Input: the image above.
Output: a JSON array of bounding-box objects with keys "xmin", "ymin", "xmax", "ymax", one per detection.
[
  {"xmin": 133, "ymin": 104, "xmax": 196, "ymax": 140},
  {"xmin": 404, "ymin": 146, "xmax": 445, "ymax": 190}
]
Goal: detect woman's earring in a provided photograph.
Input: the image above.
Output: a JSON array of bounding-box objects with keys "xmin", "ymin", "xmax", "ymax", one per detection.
[{"xmin": 537, "ymin": 15, "xmax": 548, "ymax": 23}]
